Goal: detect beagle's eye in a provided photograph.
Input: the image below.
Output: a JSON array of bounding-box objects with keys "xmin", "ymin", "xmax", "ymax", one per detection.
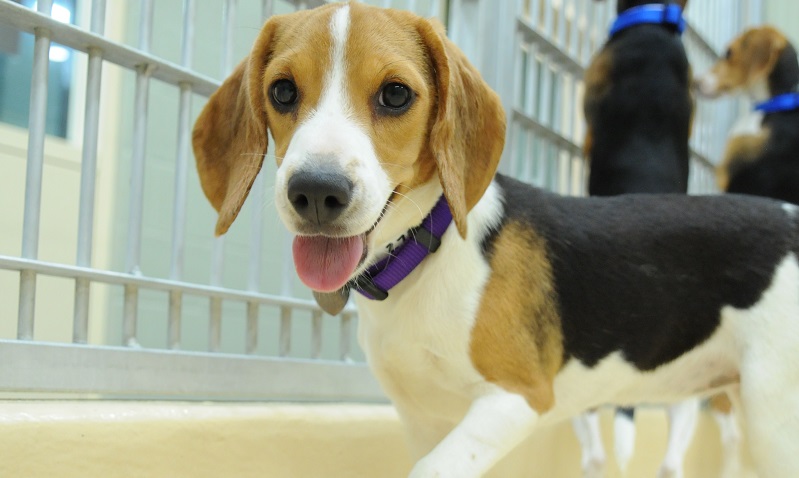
[
  {"xmin": 379, "ymin": 83, "xmax": 413, "ymax": 111},
  {"xmin": 271, "ymin": 79, "xmax": 298, "ymax": 110},
  {"xmin": 725, "ymin": 48, "xmax": 732, "ymax": 60}
]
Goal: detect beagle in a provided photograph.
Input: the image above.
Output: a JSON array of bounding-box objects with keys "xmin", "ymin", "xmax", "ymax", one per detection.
[
  {"xmin": 695, "ymin": 26, "xmax": 799, "ymax": 205},
  {"xmin": 193, "ymin": 4, "xmax": 799, "ymax": 477},
  {"xmin": 584, "ymin": 0, "xmax": 693, "ymax": 196}
]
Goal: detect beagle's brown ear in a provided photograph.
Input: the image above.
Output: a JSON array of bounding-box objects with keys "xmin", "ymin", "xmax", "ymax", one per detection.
[
  {"xmin": 418, "ymin": 20, "xmax": 506, "ymax": 238},
  {"xmin": 746, "ymin": 27, "xmax": 789, "ymax": 81},
  {"xmin": 192, "ymin": 22, "xmax": 276, "ymax": 236}
]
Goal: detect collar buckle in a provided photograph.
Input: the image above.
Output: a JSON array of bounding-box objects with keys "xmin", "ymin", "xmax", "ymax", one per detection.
[
  {"xmin": 409, "ymin": 225, "xmax": 442, "ymax": 253},
  {"xmin": 352, "ymin": 274, "xmax": 389, "ymax": 301}
]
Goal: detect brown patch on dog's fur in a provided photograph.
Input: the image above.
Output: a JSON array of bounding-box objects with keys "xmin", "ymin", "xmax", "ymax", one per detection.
[
  {"xmin": 710, "ymin": 393, "xmax": 734, "ymax": 414},
  {"xmin": 583, "ymin": 127, "xmax": 594, "ymax": 160},
  {"xmin": 717, "ymin": 130, "xmax": 770, "ymax": 190},
  {"xmin": 469, "ymin": 222, "xmax": 562, "ymax": 413},
  {"xmin": 583, "ymin": 48, "xmax": 613, "ymax": 159}
]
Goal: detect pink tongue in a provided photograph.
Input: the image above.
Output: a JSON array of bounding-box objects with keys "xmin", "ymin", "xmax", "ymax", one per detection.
[{"xmin": 293, "ymin": 235, "xmax": 364, "ymax": 292}]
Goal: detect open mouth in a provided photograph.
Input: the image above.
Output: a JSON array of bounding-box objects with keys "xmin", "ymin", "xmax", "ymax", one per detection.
[{"xmin": 291, "ymin": 194, "xmax": 393, "ymax": 293}]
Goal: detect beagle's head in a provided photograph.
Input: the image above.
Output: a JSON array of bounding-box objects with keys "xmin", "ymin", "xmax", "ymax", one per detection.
[
  {"xmin": 192, "ymin": 3, "xmax": 505, "ymax": 294},
  {"xmin": 695, "ymin": 26, "xmax": 799, "ymax": 101}
]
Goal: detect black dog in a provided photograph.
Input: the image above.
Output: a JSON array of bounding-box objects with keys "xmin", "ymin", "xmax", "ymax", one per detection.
[{"xmin": 584, "ymin": 0, "xmax": 692, "ymax": 195}]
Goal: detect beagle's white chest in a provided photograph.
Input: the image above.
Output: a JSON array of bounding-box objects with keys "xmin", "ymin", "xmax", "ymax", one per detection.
[{"xmin": 354, "ymin": 232, "xmax": 494, "ymax": 422}]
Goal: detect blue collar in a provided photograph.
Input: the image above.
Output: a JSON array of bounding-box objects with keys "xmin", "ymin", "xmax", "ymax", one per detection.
[
  {"xmin": 609, "ymin": 4, "xmax": 686, "ymax": 38},
  {"xmin": 754, "ymin": 92, "xmax": 799, "ymax": 114}
]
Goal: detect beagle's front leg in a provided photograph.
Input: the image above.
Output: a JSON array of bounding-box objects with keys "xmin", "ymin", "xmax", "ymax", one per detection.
[{"xmin": 409, "ymin": 389, "xmax": 539, "ymax": 478}]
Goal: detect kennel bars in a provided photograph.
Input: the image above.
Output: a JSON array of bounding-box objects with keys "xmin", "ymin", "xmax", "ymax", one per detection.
[{"xmin": 0, "ymin": 0, "xmax": 757, "ymax": 401}]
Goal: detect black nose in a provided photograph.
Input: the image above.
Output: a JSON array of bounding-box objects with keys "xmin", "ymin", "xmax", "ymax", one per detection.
[{"xmin": 287, "ymin": 167, "xmax": 353, "ymax": 225}]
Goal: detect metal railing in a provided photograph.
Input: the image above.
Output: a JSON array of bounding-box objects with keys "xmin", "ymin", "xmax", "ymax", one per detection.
[
  {"xmin": 0, "ymin": 0, "xmax": 392, "ymax": 401},
  {"xmin": 0, "ymin": 0, "xmax": 761, "ymax": 401}
]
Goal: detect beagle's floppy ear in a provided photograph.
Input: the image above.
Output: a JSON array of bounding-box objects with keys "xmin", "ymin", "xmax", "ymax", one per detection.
[
  {"xmin": 192, "ymin": 21, "xmax": 276, "ymax": 236},
  {"xmin": 418, "ymin": 20, "xmax": 506, "ymax": 238},
  {"xmin": 744, "ymin": 27, "xmax": 789, "ymax": 83}
]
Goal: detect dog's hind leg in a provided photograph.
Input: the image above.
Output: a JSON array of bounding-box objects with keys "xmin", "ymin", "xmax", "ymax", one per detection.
[
  {"xmin": 739, "ymin": 362, "xmax": 799, "ymax": 477},
  {"xmin": 613, "ymin": 407, "xmax": 636, "ymax": 476},
  {"xmin": 572, "ymin": 410, "xmax": 606, "ymax": 478},
  {"xmin": 734, "ymin": 254, "xmax": 799, "ymax": 477},
  {"xmin": 657, "ymin": 399, "xmax": 700, "ymax": 478},
  {"xmin": 709, "ymin": 393, "xmax": 741, "ymax": 478}
]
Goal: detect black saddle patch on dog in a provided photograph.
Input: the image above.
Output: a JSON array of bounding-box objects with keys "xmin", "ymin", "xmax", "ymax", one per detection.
[{"xmin": 484, "ymin": 174, "xmax": 796, "ymax": 371}]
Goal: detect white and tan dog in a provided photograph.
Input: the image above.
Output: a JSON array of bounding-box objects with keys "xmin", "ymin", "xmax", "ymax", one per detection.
[{"xmin": 193, "ymin": 3, "xmax": 799, "ymax": 477}]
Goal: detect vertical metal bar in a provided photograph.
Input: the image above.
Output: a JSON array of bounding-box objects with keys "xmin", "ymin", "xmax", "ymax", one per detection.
[
  {"xmin": 123, "ymin": 0, "xmax": 154, "ymax": 347},
  {"xmin": 520, "ymin": 130, "xmax": 533, "ymax": 182},
  {"xmin": 543, "ymin": 0, "xmax": 554, "ymax": 39},
  {"xmin": 168, "ymin": 291, "xmax": 182, "ymax": 348},
  {"xmin": 525, "ymin": 46, "xmax": 539, "ymax": 116},
  {"xmin": 221, "ymin": 0, "xmax": 237, "ymax": 77},
  {"xmin": 531, "ymin": 0, "xmax": 541, "ymax": 25},
  {"xmin": 244, "ymin": 0, "xmax": 275, "ymax": 357},
  {"xmin": 209, "ymin": 298, "xmax": 222, "ymax": 352},
  {"xmin": 311, "ymin": 310, "xmax": 323, "ymax": 359},
  {"xmin": 429, "ymin": 0, "xmax": 440, "ymax": 18},
  {"xmin": 568, "ymin": 0, "xmax": 580, "ymax": 57},
  {"xmin": 279, "ymin": 306, "xmax": 292, "ymax": 357},
  {"xmin": 278, "ymin": 230, "xmax": 295, "ymax": 349},
  {"xmin": 168, "ymin": 0, "xmax": 196, "ymax": 350},
  {"xmin": 511, "ymin": 32, "xmax": 524, "ymax": 111},
  {"xmin": 246, "ymin": 303, "xmax": 259, "ymax": 354},
  {"xmin": 245, "ymin": 170, "xmax": 265, "ymax": 348},
  {"xmin": 551, "ymin": 68, "xmax": 564, "ymax": 193},
  {"xmin": 262, "ymin": 0, "xmax": 275, "ymax": 21},
  {"xmin": 208, "ymin": 240, "xmax": 225, "ymax": 349},
  {"xmin": 73, "ymin": 0, "xmax": 107, "ymax": 344},
  {"xmin": 206, "ymin": 0, "xmax": 238, "ymax": 354},
  {"xmin": 538, "ymin": 59, "xmax": 552, "ymax": 126},
  {"xmin": 556, "ymin": 0, "xmax": 567, "ymax": 48},
  {"xmin": 339, "ymin": 312, "xmax": 352, "ymax": 362},
  {"xmin": 208, "ymin": 237, "xmax": 224, "ymax": 350},
  {"xmin": 448, "ymin": 0, "xmax": 461, "ymax": 42},
  {"xmin": 581, "ymin": 0, "xmax": 594, "ymax": 64},
  {"xmin": 17, "ymin": 0, "xmax": 54, "ymax": 341}
]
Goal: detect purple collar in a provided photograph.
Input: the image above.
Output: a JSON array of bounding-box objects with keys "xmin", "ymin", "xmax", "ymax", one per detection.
[{"xmin": 352, "ymin": 195, "xmax": 452, "ymax": 301}]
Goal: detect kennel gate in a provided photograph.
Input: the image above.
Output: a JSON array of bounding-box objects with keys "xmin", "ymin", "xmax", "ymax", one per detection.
[{"xmin": 0, "ymin": 0, "xmax": 758, "ymax": 401}]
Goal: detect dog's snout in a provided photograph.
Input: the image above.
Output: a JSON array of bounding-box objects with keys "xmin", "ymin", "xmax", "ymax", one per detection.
[{"xmin": 287, "ymin": 167, "xmax": 353, "ymax": 225}]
